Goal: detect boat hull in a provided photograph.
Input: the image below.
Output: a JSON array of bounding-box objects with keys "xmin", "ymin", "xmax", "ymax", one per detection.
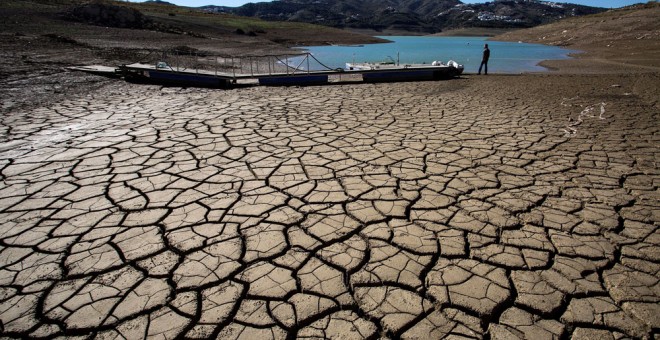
[
  {"xmin": 258, "ymin": 74, "xmax": 328, "ymax": 86},
  {"xmin": 142, "ymin": 70, "xmax": 231, "ymax": 88},
  {"xmin": 362, "ymin": 67, "xmax": 463, "ymax": 83},
  {"xmin": 105, "ymin": 61, "xmax": 464, "ymax": 89}
]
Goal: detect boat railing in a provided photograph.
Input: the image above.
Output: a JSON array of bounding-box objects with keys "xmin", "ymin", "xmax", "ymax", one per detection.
[{"xmin": 129, "ymin": 48, "xmax": 332, "ymax": 78}]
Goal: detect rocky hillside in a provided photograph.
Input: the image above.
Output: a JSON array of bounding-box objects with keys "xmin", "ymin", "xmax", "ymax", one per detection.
[
  {"xmin": 496, "ymin": 3, "xmax": 660, "ymax": 68},
  {"xmin": 203, "ymin": 0, "xmax": 606, "ymax": 33}
]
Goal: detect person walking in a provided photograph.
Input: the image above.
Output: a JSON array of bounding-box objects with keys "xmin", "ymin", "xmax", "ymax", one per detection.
[{"xmin": 478, "ymin": 44, "xmax": 490, "ymax": 75}]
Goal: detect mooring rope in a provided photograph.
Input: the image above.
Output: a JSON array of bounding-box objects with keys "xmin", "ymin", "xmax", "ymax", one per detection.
[
  {"xmin": 308, "ymin": 53, "xmax": 336, "ymax": 71},
  {"xmin": 273, "ymin": 53, "xmax": 337, "ymax": 72}
]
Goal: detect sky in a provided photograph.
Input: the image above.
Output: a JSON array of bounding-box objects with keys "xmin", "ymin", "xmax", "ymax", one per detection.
[{"xmin": 129, "ymin": 0, "xmax": 651, "ymax": 9}]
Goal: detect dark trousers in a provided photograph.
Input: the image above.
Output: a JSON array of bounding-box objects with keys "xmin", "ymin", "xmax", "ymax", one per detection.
[{"xmin": 478, "ymin": 60, "xmax": 488, "ymax": 74}]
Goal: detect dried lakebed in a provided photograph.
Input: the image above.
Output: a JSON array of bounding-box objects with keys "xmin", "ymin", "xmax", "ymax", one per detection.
[{"xmin": 0, "ymin": 74, "xmax": 658, "ymax": 339}]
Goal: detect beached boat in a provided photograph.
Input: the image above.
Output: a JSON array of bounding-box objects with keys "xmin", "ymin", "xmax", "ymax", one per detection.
[
  {"xmin": 346, "ymin": 60, "xmax": 462, "ymax": 71},
  {"xmin": 118, "ymin": 62, "xmax": 232, "ymax": 88},
  {"xmin": 345, "ymin": 60, "xmax": 464, "ymax": 82},
  {"xmin": 72, "ymin": 53, "xmax": 464, "ymax": 88}
]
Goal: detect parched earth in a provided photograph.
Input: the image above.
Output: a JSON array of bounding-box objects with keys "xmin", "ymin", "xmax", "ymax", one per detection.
[{"xmin": 0, "ymin": 73, "xmax": 658, "ymax": 339}]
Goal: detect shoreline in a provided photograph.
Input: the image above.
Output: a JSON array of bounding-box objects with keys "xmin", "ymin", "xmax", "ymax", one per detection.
[
  {"xmin": 492, "ymin": 3, "xmax": 660, "ymax": 74},
  {"xmin": 291, "ymin": 34, "xmax": 583, "ymax": 76},
  {"xmin": 2, "ymin": 2, "xmax": 656, "ymax": 114}
]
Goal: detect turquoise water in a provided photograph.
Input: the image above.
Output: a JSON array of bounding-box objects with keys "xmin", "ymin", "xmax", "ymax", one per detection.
[{"xmin": 292, "ymin": 36, "xmax": 578, "ymax": 73}]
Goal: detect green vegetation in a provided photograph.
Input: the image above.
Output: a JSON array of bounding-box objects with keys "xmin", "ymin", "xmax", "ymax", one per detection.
[
  {"xmin": 119, "ymin": 1, "xmax": 340, "ymax": 35},
  {"xmin": 2, "ymin": 0, "xmax": 341, "ymax": 36},
  {"xmin": 0, "ymin": 0, "xmax": 385, "ymax": 55}
]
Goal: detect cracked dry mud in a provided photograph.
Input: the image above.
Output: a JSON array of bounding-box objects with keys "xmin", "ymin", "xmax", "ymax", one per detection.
[{"xmin": 0, "ymin": 75, "xmax": 658, "ymax": 339}]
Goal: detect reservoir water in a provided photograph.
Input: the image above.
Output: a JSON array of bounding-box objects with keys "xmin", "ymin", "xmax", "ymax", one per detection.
[{"xmin": 292, "ymin": 36, "xmax": 578, "ymax": 73}]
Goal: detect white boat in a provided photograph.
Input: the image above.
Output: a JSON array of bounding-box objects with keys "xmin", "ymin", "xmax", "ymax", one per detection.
[
  {"xmin": 345, "ymin": 60, "xmax": 464, "ymax": 82},
  {"xmin": 346, "ymin": 60, "xmax": 463, "ymax": 71}
]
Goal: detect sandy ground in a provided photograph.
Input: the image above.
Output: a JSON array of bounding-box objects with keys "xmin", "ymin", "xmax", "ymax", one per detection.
[{"xmin": 0, "ymin": 3, "xmax": 659, "ymax": 340}]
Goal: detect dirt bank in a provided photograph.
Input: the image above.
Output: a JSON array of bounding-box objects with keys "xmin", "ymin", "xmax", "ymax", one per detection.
[
  {"xmin": 0, "ymin": 0, "xmax": 385, "ymax": 113},
  {"xmin": 495, "ymin": 3, "xmax": 660, "ymax": 72}
]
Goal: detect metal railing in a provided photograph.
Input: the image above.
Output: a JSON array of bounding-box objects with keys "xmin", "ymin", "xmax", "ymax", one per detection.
[{"xmin": 134, "ymin": 49, "xmax": 334, "ymax": 78}]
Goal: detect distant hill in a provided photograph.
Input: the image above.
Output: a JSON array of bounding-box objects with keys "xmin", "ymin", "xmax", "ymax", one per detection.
[
  {"xmin": 202, "ymin": 0, "xmax": 607, "ymax": 33},
  {"xmin": 495, "ymin": 2, "xmax": 660, "ymax": 69},
  {"xmin": 145, "ymin": 0, "xmax": 176, "ymax": 5}
]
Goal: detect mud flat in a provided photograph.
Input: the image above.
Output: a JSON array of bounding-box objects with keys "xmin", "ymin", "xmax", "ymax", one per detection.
[
  {"xmin": 1, "ymin": 2, "xmax": 659, "ymax": 339},
  {"xmin": 0, "ymin": 62, "xmax": 659, "ymax": 338}
]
